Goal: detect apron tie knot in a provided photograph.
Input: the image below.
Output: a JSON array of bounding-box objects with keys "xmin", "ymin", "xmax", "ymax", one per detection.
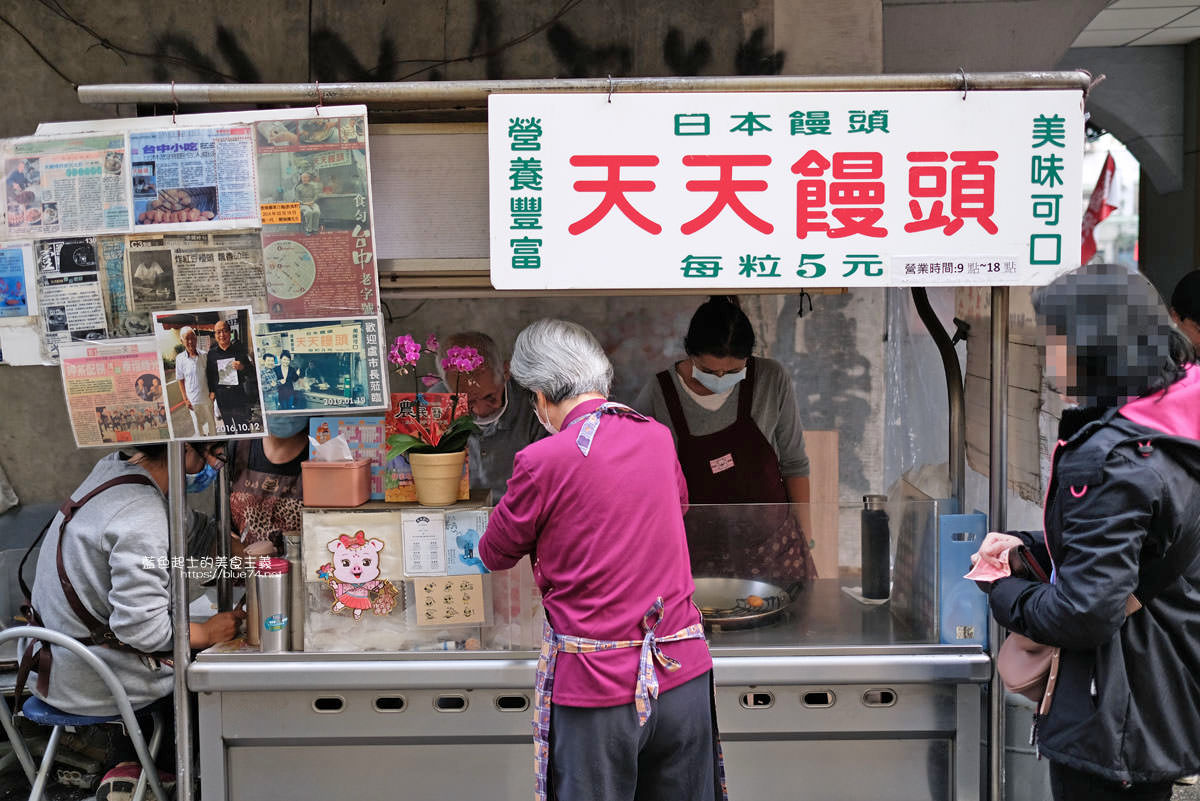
[{"xmin": 635, "ymin": 596, "xmax": 683, "ymax": 725}]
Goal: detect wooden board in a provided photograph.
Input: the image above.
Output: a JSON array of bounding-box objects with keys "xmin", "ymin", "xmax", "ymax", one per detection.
[{"xmin": 805, "ymin": 430, "xmax": 840, "ymax": 578}]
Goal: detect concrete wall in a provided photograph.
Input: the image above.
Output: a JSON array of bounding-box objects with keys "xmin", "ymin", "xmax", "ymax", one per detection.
[
  {"xmin": 1139, "ymin": 42, "xmax": 1200, "ymax": 300},
  {"xmin": 882, "ymin": 0, "xmax": 1109, "ymax": 73}
]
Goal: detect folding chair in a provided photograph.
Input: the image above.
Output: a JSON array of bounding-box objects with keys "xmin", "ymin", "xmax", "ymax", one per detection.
[{"xmin": 0, "ymin": 626, "xmax": 169, "ymax": 801}]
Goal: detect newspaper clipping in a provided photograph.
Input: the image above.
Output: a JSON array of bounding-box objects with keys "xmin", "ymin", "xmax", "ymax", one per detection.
[
  {"xmin": 153, "ymin": 306, "xmax": 266, "ymax": 439},
  {"xmin": 98, "ymin": 236, "xmax": 152, "ymax": 337},
  {"xmin": 4, "ymin": 134, "xmax": 131, "ymax": 238},
  {"xmin": 59, "ymin": 337, "xmax": 169, "ymax": 448},
  {"xmin": 35, "ymin": 237, "xmax": 107, "ymax": 359},
  {"xmin": 255, "ymin": 115, "xmax": 380, "ymax": 318},
  {"xmin": 0, "ymin": 242, "xmax": 34, "ymax": 318},
  {"xmin": 125, "ymin": 231, "xmax": 267, "ymax": 313},
  {"xmin": 130, "ymin": 127, "xmax": 259, "ymax": 230},
  {"xmin": 253, "ymin": 315, "xmax": 387, "ymax": 414}
]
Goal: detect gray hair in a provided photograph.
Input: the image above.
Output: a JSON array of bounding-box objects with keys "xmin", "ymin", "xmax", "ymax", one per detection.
[
  {"xmin": 179, "ymin": 326, "xmax": 195, "ymax": 340},
  {"xmin": 510, "ymin": 319, "xmax": 612, "ymax": 403},
  {"xmin": 437, "ymin": 331, "xmax": 505, "ymax": 384}
]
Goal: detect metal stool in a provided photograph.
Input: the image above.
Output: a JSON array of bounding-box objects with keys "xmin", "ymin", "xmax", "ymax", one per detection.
[{"xmin": 0, "ymin": 626, "xmax": 169, "ymax": 801}]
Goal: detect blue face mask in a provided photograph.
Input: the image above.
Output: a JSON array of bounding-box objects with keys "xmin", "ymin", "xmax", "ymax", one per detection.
[
  {"xmin": 691, "ymin": 364, "xmax": 747, "ymax": 394},
  {"xmin": 266, "ymin": 414, "xmax": 310, "ymax": 438},
  {"xmin": 185, "ymin": 463, "xmax": 219, "ymax": 494}
]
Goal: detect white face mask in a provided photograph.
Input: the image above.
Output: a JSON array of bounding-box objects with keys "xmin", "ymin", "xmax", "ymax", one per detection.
[
  {"xmin": 473, "ymin": 387, "xmax": 509, "ymax": 430},
  {"xmin": 691, "ymin": 363, "xmax": 747, "ymax": 394},
  {"xmin": 533, "ymin": 395, "xmax": 557, "ymax": 435}
]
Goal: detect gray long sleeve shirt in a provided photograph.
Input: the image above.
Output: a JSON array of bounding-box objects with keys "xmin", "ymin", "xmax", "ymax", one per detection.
[
  {"xmin": 427, "ymin": 378, "xmax": 547, "ymax": 501},
  {"xmin": 632, "ymin": 356, "xmax": 810, "ymax": 478},
  {"xmin": 30, "ymin": 453, "xmax": 175, "ymax": 716}
]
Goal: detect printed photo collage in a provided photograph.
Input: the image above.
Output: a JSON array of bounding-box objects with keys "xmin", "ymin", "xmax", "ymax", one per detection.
[{"xmin": 0, "ymin": 106, "xmax": 387, "ymax": 446}]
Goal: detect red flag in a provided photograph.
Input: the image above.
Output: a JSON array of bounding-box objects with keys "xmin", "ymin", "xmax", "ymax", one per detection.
[{"xmin": 1081, "ymin": 153, "xmax": 1118, "ymax": 264}]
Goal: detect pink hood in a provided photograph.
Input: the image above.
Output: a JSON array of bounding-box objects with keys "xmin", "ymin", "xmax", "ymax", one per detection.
[{"xmin": 1119, "ymin": 364, "xmax": 1200, "ymax": 440}]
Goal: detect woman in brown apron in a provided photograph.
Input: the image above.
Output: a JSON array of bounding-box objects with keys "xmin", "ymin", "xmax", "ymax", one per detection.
[{"xmin": 634, "ymin": 296, "xmax": 817, "ymax": 587}]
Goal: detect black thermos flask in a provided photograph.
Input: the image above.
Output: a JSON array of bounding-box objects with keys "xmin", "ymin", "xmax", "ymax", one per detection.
[{"xmin": 861, "ymin": 494, "xmax": 890, "ymax": 599}]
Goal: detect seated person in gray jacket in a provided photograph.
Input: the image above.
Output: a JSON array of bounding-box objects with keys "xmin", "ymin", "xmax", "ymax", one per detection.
[{"xmin": 29, "ymin": 442, "xmax": 243, "ymax": 786}]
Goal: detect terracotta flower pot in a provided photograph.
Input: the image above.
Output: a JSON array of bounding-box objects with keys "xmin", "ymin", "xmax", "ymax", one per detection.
[{"xmin": 408, "ymin": 450, "xmax": 466, "ymax": 506}]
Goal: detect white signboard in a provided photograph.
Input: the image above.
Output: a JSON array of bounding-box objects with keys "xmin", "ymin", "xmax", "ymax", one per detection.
[{"xmin": 488, "ymin": 91, "xmax": 1084, "ymax": 289}]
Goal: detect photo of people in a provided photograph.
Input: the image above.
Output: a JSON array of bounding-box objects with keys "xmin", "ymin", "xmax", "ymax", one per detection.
[
  {"xmin": 5, "ymin": 158, "xmax": 40, "ymax": 228},
  {"xmin": 256, "ymin": 144, "xmax": 370, "ymax": 236},
  {"xmin": 153, "ymin": 306, "xmax": 265, "ymax": 439},
  {"xmin": 132, "ymin": 162, "xmax": 156, "ymax": 196},
  {"xmin": 134, "ymin": 373, "xmax": 163, "ymax": 402},
  {"xmin": 94, "ymin": 404, "xmax": 168, "ymax": 444},
  {"xmin": 44, "ymin": 305, "xmax": 67, "ymax": 332},
  {"xmin": 253, "ymin": 316, "xmax": 387, "ymax": 413},
  {"xmin": 131, "ymin": 249, "xmax": 174, "ymax": 303}
]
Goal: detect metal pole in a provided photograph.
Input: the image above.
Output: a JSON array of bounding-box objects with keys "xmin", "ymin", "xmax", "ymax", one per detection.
[
  {"xmin": 168, "ymin": 443, "xmax": 196, "ymax": 801},
  {"xmin": 76, "ymin": 70, "xmax": 1093, "ymax": 107},
  {"xmin": 216, "ymin": 466, "xmax": 232, "ymax": 612},
  {"xmin": 988, "ymin": 287, "xmax": 1010, "ymax": 801},
  {"xmin": 910, "ymin": 287, "xmax": 967, "ymax": 509}
]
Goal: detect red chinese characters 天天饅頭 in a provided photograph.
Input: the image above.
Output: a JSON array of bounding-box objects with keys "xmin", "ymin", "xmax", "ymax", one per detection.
[
  {"xmin": 790, "ymin": 150, "xmax": 886, "ymax": 239},
  {"xmin": 564, "ymin": 147, "xmax": 1003, "ymax": 241},
  {"xmin": 904, "ymin": 150, "xmax": 999, "ymax": 235}
]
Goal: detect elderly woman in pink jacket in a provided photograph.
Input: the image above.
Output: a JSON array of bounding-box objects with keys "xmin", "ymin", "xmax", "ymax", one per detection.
[{"xmin": 478, "ymin": 319, "xmax": 725, "ymax": 801}]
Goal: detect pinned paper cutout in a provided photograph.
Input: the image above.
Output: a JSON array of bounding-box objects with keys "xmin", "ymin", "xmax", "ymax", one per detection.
[{"xmin": 317, "ymin": 530, "xmax": 400, "ymax": 621}]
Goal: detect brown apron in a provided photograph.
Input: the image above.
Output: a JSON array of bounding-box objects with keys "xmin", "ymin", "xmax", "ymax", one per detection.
[
  {"xmin": 16, "ymin": 474, "xmax": 173, "ymax": 709},
  {"xmin": 656, "ymin": 357, "xmax": 817, "ymax": 586}
]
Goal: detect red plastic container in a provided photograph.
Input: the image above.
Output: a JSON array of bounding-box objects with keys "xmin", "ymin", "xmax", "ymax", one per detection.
[{"xmin": 301, "ymin": 459, "xmax": 371, "ymax": 507}]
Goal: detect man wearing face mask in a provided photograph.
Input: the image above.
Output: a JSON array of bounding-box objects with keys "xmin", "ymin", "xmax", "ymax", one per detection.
[
  {"xmin": 429, "ymin": 331, "xmax": 546, "ymax": 502},
  {"xmin": 634, "ymin": 296, "xmax": 817, "ymax": 585}
]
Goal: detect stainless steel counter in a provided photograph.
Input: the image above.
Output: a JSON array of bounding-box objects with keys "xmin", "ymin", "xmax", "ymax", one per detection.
[{"xmin": 193, "ymin": 580, "xmax": 989, "ymax": 800}]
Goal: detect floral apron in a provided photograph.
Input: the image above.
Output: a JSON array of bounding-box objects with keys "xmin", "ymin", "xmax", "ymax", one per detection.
[{"xmin": 530, "ymin": 403, "xmax": 729, "ymax": 801}]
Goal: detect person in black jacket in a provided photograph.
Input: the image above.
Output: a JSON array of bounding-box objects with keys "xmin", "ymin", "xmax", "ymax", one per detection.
[{"xmin": 974, "ymin": 263, "xmax": 1200, "ymax": 801}]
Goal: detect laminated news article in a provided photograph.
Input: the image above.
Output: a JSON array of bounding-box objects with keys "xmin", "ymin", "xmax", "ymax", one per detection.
[
  {"xmin": 97, "ymin": 236, "xmax": 151, "ymax": 337},
  {"xmin": 34, "ymin": 236, "xmax": 107, "ymax": 360},
  {"xmin": 129, "ymin": 126, "xmax": 260, "ymax": 231},
  {"xmin": 3, "ymin": 133, "xmax": 132, "ymax": 240},
  {"xmin": 253, "ymin": 113, "xmax": 380, "ymax": 319},
  {"xmin": 124, "ymin": 231, "xmax": 267, "ymax": 314},
  {"xmin": 58, "ymin": 336, "xmax": 170, "ymax": 448}
]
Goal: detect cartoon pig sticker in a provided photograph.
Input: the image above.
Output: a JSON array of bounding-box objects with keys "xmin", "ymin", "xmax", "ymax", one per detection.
[{"xmin": 316, "ymin": 530, "xmax": 395, "ymax": 620}]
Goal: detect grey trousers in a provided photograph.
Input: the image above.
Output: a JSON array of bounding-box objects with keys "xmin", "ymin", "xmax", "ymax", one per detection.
[{"xmin": 550, "ymin": 670, "xmax": 717, "ymax": 801}]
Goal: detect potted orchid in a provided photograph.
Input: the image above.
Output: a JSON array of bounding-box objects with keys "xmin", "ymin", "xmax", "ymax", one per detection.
[{"xmin": 385, "ymin": 334, "xmax": 483, "ymax": 505}]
